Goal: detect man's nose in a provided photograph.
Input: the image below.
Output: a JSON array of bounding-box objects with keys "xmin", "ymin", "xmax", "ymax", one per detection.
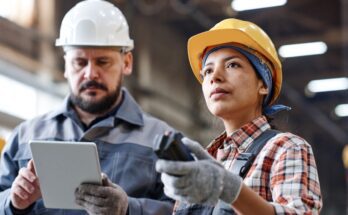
[{"xmin": 83, "ymin": 63, "xmax": 99, "ymax": 80}]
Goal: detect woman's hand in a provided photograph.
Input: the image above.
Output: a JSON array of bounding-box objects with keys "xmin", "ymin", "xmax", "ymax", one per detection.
[{"xmin": 156, "ymin": 138, "xmax": 243, "ymax": 205}]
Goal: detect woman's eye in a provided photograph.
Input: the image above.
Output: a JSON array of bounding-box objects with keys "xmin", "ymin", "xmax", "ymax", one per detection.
[
  {"xmin": 203, "ymin": 68, "xmax": 213, "ymax": 77},
  {"xmin": 227, "ymin": 62, "xmax": 240, "ymax": 69}
]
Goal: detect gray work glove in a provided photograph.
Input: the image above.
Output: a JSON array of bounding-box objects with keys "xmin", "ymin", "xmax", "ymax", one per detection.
[
  {"xmin": 156, "ymin": 137, "xmax": 243, "ymax": 206},
  {"xmin": 75, "ymin": 173, "xmax": 128, "ymax": 215}
]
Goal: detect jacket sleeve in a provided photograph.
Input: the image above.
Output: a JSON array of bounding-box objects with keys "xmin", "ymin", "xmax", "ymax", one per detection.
[{"xmin": 0, "ymin": 128, "xmax": 31, "ymax": 215}]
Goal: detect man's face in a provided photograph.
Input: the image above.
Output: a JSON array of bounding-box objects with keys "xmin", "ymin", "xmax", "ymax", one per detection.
[{"xmin": 64, "ymin": 47, "xmax": 133, "ymax": 114}]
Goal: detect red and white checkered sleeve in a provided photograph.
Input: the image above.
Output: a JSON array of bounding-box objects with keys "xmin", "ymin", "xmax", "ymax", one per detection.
[{"xmin": 269, "ymin": 134, "xmax": 322, "ymax": 215}]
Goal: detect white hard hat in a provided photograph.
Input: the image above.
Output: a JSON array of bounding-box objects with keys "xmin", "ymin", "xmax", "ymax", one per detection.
[{"xmin": 56, "ymin": 0, "xmax": 134, "ymax": 51}]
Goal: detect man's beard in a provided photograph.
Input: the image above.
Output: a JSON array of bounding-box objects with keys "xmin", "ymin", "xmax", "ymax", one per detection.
[{"xmin": 70, "ymin": 80, "xmax": 121, "ymax": 114}]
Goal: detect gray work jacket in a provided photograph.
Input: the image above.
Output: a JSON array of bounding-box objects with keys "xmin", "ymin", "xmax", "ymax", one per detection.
[{"xmin": 0, "ymin": 88, "xmax": 175, "ymax": 215}]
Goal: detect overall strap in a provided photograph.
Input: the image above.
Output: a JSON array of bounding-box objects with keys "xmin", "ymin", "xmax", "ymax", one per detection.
[{"xmin": 230, "ymin": 129, "xmax": 280, "ymax": 178}]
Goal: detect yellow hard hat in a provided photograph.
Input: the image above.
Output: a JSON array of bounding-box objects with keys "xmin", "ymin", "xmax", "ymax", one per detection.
[{"xmin": 187, "ymin": 18, "xmax": 282, "ymax": 105}]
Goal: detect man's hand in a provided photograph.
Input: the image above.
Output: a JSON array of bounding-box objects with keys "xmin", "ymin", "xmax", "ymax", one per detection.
[
  {"xmin": 75, "ymin": 173, "xmax": 128, "ymax": 215},
  {"xmin": 156, "ymin": 137, "xmax": 243, "ymax": 205},
  {"xmin": 11, "ymin": 159, "xmax": 41, "ymax": 210}
]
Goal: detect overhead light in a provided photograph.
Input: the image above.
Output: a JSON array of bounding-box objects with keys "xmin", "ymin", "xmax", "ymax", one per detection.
[
  {"xmin": 335, "ymin": 104, "xmax": 348, "ymax": 117},
  {"xmin": 278, "ymin": 41, "xmax": 327, "ymax": 58},
  {"xmin": 0, "ymin": 0, "xmax": 36, "ymax": 27},
  {"xmin": 231, "ymin": 0, "xmax": 287, "ymax": 11},
  {"xmin": 305, "ymin": 77, "xmax": 348, "ymax": 95}
]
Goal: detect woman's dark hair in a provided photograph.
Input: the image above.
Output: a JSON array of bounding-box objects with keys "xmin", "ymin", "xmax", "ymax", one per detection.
[
  {"xmin": 252, "ymin": 63, "xmax": 277, "ymax": 129},
  {"xmin": 265, "ymin": 114, "xmax": 276, "ymax": 129}
]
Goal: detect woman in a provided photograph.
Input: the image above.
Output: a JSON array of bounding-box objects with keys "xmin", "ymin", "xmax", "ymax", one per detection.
[{"xmin": 156, "ymin": 18, "xmax": 322, "ymax": 214}]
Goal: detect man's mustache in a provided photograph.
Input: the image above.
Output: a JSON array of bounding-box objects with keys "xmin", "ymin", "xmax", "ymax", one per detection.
[{"xmin": 79, "ymin": 81, "xmax": 108, "ymax": 92}]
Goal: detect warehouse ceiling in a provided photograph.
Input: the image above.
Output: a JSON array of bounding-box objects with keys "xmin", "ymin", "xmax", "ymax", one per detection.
[
  {"xmin": 0, "ymin": 1, "xmax": 345, "ymax": 137},
  {"xmin": 123, "ymin": 0, "xmax": 348, "ymax": 145},
  {"xmin": 119, "ymin": 1, "xmax": 348, "ymax": 213},
  {"xmin": 6, "ymin": 0, "xmax": 342, "ymax": 146}
]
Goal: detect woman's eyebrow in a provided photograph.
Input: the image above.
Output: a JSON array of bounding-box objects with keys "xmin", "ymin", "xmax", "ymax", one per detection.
[
  {"xmin": 204, "ymin": 55, "xmax": 242, "ymax": 66},
  {"xmin": 223, "ymin": 55, "xmax": 242, "ymax": 62}
]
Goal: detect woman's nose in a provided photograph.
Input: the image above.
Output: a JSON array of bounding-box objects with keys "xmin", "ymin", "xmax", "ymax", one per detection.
[{"xmin": 210, "ymin": 67, "xmax": 224, "ymax": 84}]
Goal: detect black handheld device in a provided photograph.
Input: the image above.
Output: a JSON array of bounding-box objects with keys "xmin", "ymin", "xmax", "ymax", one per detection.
[{"xmin": 153, "ymin": 132, "xmax": 194, "ymax": 161}]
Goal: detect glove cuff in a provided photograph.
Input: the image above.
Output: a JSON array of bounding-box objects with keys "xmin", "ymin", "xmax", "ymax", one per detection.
[{"xmin": 220, "ymin": 171, "xmax": 243, "ymax": 204}]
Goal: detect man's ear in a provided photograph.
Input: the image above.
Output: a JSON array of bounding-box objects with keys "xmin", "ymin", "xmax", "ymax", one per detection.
[
  {"xmin": 63, "ymin": 55, "xmax": 68, "ymax": 78},
  {"xmin": 123, "ymin": 52, "xmax": 133, "ymax": 76}
]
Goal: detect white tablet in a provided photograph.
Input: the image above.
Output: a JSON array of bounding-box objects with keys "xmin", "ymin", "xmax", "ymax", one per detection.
[{"xmin": 29, "ymin": 140, "xmax": 102, "ymax": 210}]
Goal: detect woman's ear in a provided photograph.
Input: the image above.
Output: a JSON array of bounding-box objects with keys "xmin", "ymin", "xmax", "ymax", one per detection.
[
  {"xmin": 259, "ymin": 87, "xmax": 268, "ymax": 95},
  {"xmin": 258, "ymin": 80, "xmax": 268, "ymax": 95}
]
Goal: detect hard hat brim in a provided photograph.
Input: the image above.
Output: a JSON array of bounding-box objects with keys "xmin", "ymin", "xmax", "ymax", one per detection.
[{"xmin": 55, "ymin": 40, "xmax": 134, "ymax": 52}]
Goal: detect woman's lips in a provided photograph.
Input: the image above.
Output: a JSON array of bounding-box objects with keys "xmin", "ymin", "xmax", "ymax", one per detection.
[{"xmin": 210, "ymin": 87, "xmax": 229, "ymax": 99}]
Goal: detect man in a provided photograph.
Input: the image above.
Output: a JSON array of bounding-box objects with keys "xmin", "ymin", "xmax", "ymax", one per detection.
[{"xmin": 0, "ymin": 0, "xmax": 175, "ymax": 214}]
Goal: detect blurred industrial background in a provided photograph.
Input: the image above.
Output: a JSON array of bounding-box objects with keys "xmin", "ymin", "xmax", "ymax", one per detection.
[{"xmin": 0, "ymin": 0, "xmax": 347, "ymax": 214}]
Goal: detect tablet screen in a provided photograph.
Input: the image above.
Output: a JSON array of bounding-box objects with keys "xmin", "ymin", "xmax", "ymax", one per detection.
[{"xmin": 29, "ymin": 140, "xmax": 102, "ymax": 209}]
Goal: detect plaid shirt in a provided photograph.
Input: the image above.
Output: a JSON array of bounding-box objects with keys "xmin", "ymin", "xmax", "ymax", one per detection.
[{"xmin": 207, "ymin": 116, "xmax": 322, "ymax": 214}]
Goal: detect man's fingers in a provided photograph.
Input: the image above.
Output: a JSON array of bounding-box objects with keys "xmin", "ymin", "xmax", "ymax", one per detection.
[
  {"xmin": 15, "ymin": 176, "xmax": 35, "ymax": 195},
  {"xmin": 101, "ymin": 173, "xmax": 113, "ymax": 187},
  {"xmin": 77, "ymin": 184, "xmax": 126, "ymax": 201},
  {"xmin": 156, "ymin": 159, "xmax": 194, "ymax": 175},
  {"xmin": 75, "ymin": 189, "xmax": 117, "ymax": 215},
  {"xmin": 75, "ymin": 191, "xmax": 108, "ymax": 207},
  {"xmin": 76, "ymin": 184, "xmax": 109, "ymax": 198},
  {"xmin": 10, "ymin": 164, "xmax": 42, "ymax": 210},
  {"xmin": 12, "ymin": 184, "xmax": 29, "ymax": 200},
  {"xmin": 101, "ymin": 173, "xmax": 108, "ymax": 186},
  {"xmin": 11, "ymin": 192, "xmax": 34, "ymax": 210},
  {"xmin": 75, "ymin": 198, "xmax": 105, "ymax": 214},
  {"xmin": 27, "ymin": 160, "xmax": 36, "ymax": 175},
  {"xmin": 18, "ymin": 167, "xmax": 36, "ymax": 183},
  {"xmin": 75, "ymin": 182, "xmax": 128, "ymax": 215}
]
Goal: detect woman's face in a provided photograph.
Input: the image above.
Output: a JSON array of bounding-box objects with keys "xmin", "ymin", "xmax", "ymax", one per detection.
[{"xmin": 201, "ymin": 48, "xmax": 268, "ymax": 121}]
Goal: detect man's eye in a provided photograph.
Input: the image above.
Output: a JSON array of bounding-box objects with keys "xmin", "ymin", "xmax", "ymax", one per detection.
[
  {"xmin": 97, "ymin": 60, "xmax": 110, "ymax": 66},
  {"xmin": 73, "ymin": 59, "xmax": 87, "ymax": 68}
]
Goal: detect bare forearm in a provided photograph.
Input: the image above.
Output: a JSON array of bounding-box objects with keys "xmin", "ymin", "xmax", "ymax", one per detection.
[{"xmin": 232, "ymin": 184, "xmax": 275, "ymax": 215}]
